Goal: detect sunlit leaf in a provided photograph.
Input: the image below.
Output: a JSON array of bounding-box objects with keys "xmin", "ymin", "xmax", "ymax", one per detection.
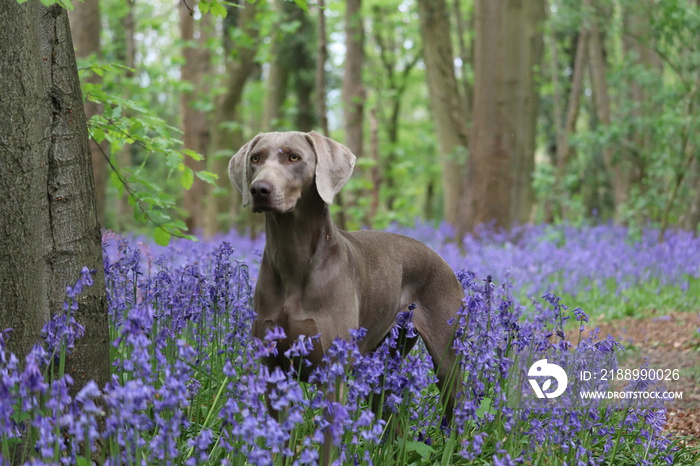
[
  {"xmin": 153, "ymin": 227, "xmax": 171, "ymax": 246},
  {"xmin": 181, "ymin": 167, "xmax": 194, "ymax": 190}
]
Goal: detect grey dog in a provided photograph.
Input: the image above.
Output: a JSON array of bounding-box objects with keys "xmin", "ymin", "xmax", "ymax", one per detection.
[{"xmin": 229, "ymin": 131, "xmax": 464, "ymax": 417}]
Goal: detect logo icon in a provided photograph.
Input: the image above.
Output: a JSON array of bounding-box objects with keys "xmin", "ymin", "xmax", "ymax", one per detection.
[{"xmin": 528, "ymin": 359, "xmax": 568, "ymax": 399}]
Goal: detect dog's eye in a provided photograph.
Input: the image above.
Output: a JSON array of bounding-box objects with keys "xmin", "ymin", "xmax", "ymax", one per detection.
[
  {"xmin": 250, "ymin": 154, "xmax": 260, "ymax": 163},
  {"xmin": 289, "ymin": 153, "xmax": 301, "ymax": 162}
]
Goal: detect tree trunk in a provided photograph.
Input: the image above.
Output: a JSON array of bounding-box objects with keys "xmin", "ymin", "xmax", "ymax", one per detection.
[
  {"xmin": 315, "ymin": 0, "xmax": 329, "ymax": 136},
  {"xmin": 621, "ymin": 0, "xmax": 662, "ymax": 222},
  {"xmin": 115, "ymin": 0, "xmax": 136, "ymax": 230},
  {"xmin": 342, "ymin": 0, "xmax": 364, "ymax": 159},
  {"xmin": 505, "ymin": 0, "xmax": 545, "ymax": 225},
  {"xmin": 262, "ymin": 0, "xmax": 289, "ymax": 130},
  {"xmin": 68, "ymin": 0, "xmax": 109, "ymax": 227},
  {"xmin": 262, "ymin": 0, "xmax": 315, "ymax": 132},
  {"xmin": 417, "ymin": 0, "xmax": 469, "ymax": 227},
  {"xmin": 557, "ymin": 30, "xmax": 587, "ymax": 175},
  {"xmin": 452, "ymin": 0, "xmax": 473, "ymax": 113},
  {"xmin": 0, "ymin": 1, "xmax": 110, "ymax": 389},
  {"xmin": 287, "ymin": 3, "xmax": 316, "ymax": 132},
  {"xmin": 179, "ymin": 0, "xmax": 212, "ymax": 233},
  {"xmin": 585, "ymin": 0, "xmax": 628, "ymax": 219},
  {"xmin": 547, "ymin": 28, "xmax": 588, "ymax": 221},
  {"xmin": 371, "ymin": 4, "xmax": 420, "ymax": 212},
  {"xmin": 461, "ymin": 0, "xmax": 544, "ymax": 234},
  {"xmin": 336, "ymin": 0, "xmax": 364, "ymax": 231},
  {"xmin": 685, "ymin": 156, "xmax": 700, "ymax": 233},
  {"xmin": 204, "ymin": 2, "xmax": 260, "ymax": 236}
]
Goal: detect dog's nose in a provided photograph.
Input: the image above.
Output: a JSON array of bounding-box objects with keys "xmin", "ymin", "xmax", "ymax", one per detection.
[{"xmin": 250, "ymin": 180, "xmax": 273, "ymax": 199}]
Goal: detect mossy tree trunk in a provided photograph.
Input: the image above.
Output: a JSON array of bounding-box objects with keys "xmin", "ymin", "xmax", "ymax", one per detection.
[{"xmin": 0, "ymin": 1, "xmax": 110, "ymax": 389}]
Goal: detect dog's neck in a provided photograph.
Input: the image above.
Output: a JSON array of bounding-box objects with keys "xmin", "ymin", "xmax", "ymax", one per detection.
[{"xmin": 263, "ymin": 191, "xmax": 341, "ymax": 283}]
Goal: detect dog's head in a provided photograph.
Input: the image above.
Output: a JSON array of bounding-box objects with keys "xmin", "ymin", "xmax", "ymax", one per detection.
[{"xmin": 229, "ymin": 131, "xmax": 356, "ymax": 213}]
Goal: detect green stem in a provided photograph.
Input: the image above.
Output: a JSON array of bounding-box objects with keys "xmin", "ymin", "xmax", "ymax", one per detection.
[{"xmin": 185, "ymin": 376, "xmax": 229, "ymax": 459}]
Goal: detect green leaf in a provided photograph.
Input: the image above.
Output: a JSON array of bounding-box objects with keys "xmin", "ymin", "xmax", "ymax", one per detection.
[
  {"xmin": 211, "ymin": 1, "xmax": 228, "ymax": 18},
  {"xmin": 181, "ymin": 167, "xmax": 194, "ymax": 190},
  {"xmin": 182, "ymin": 148, "xmax": 204, "ymax": 161},
  {"xmin": 195, "ymin": 170, "xmax": 219, "ymax": 184},
  {"xmin": 476, "ymin": 397, "xmax": 493, "ymax": 418},
  {"xmin": 441, "ymin": 434, "xmax": 457, "ymax": 466},
  {"xmin": 110, "ymin": 171, "xmax": 124, "ymax": 196},
  {"xmin": 403, "ymin": 440, "xmax": 435, "ymax": 459},
  {"xmin": 92, "ymin": 127, "xmax": 105, "ymax": 144},
  {"xmin": 154, "ymin": 227, "xmax": 171, "ymax": 247},
  {"xmin": 292, "ymin": 0, "xmax": 309, "ymax": 12}
]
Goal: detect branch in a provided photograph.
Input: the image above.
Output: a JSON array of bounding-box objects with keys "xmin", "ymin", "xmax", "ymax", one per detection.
[{"xmin": 86, "ymin": 101, "xmax": 192, "ymax": 240}]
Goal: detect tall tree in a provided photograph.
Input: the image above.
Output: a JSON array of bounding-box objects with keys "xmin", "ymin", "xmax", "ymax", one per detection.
[
  {"xmin": 417, "ymin": 0, "xmax": 469, "ymax": 227},
  {"xmin": 68, "ymin": 0, "xmax": 109, "ymax": 226},
  {"xmin": 370, "ymin": 3, "xmax": 420, "ymax": 212},
  {"xmin": 262, "ymin": 0, "xmax": 290, "ymax": 130},
  {"xmin": 686, "ymin": 157, "xmax": 700, "ymax": 233},
  {"xmin": 115, "ymin": 0, "xmax": 136, "ymax": 230},
  {"xmin": 552, "ymin": 28, "xmax": 588, "ymax": 217},
  {"xmin": 205, "ymin": 1, "xmax": 261, "ymax": 235},
  {"xmin": 342, "ymin": 0, "xmax": 364, "ymax": 159},
  {"xmin": 263, "ymin": 0, "xmax": 316, "ymax": 132},
  {"xmin": 179, "ymin": 0, "xmax": 212, "ymax": 233},
  {"xmin": 460, "ymin": 0, "xmax": 545, "ymax": 234},
  {"xmin": 0, "ymin": 1, "xmax": 110, "ymax": 388},
  {"xmin": 315, "ymin": 0, "xmax": 329, "ymax": 136},
  {"xmin": 286, "ymin": 3, "xmax": 316, "ymax": 132},
  {"xmin": 585, "ymin": 0, "xmax": 628, "ymax": 218}
]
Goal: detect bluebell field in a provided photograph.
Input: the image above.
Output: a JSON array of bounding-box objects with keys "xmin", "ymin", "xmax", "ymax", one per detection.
[{"xmin": 1, "ymin": 223, "xmax": 699, "ymax": 465}]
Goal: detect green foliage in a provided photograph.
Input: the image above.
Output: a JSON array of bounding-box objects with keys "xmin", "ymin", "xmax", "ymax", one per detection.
[
  {"xmin": 61, "ymin": 0, "xmax": 700, "ymax": 235},
  {"xmin": 539, "ymin": 0, "xmax": 700, "ymax": 229},
  {"xmin": 79, "ymin": 62, "xmax": 217, "ymax": 245},
  {"xmin": 198, "ymin": 0, "xmax": 230, "ymax": 18}
]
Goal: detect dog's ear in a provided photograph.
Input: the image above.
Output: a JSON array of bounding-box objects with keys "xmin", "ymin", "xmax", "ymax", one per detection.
[
  {"xmin": 305, "ymin": 131, "xmax": 356, "ymax": 205},
  {"xmin": 229, "ymin": 133, "xmax": 263, "ymax": 207}
]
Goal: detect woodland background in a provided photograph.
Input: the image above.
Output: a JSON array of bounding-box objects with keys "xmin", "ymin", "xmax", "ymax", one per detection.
[
  {"xmin": 65, "ymin": 0, "xmax": 700, "ymax": 242},
  {"xmin": 1, "ymin": 1, "xmax": 700, "ymax": 460}
]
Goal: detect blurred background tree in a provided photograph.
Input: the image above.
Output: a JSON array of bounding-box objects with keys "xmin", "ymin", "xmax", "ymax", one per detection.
[{"xmin": 66, "ymin": 0, "xmax": 700, "ymax": 239}]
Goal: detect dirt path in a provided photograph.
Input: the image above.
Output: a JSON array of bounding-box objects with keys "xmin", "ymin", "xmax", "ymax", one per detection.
[{"xmin": 587, "ymin": 311, "xmax": 700, "ymax": 442}]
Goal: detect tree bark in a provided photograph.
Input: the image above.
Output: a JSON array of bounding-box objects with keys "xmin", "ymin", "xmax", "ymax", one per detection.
[
  {"xmin": 585, "ymin": 0, "xmax": 628, "ymax": 218},
  {"xmin": 287, "ymin": 3, "xmax": 316, "ymax": 132},
  {"xmin": 505, "ymin": 0, "xmax": 545, "ymax": 225},
  {"xmin": 0, "ymin": 1, "xmax": 110, "ymax": 389},
  {"xmin": 621, "ymin": 0, "xmax": 663, "ymax": 221},
  {"xmin": 452, "ymin": 0, "xmax": 473, "ymax": 113},
  {"xmin": 115, "ymin": 0, "xmax": 136, "ymax": 230},
  {"xmin": 204, "ymin": 1, "xmax": 260, "ymax": 236},
  {"xmin": 342, "ymin": 0, "xmax": 364, "ymax": 159},
  {"xmin": 262, "ymin": 0, "xmax": 289, "ymax": 130},
  {"xmin": 315, "ymin": 0, "xmax": 329, "ymax": 136},
  {"xmin": 262, "ymin": 0, "xmax": 315, "ymax": 132},
  {"xmin": 547, "ymin": 28, "xmax": 587, "ymax": 221},
  {"xmin": 371, "ymin": 4, "xmax": 420, "ymax": 212},
  {"xmin": 68, "ymin": 0, "xmax": 109, "ymax": 227},
  {"xmin": 417, "ymin": 0, "xmax": 469, "ymax": 227},
  {"xmin": 685, "ymin": 156, "xmax": 700, "ymax": 233},
  {"xmin": 179, "ymin": 0, "xmax": 212, "ymax": 233},
  {"xmin": 557, "ymin": 30, "xmax": 587, "ymax": 175},
  {"xmin": 461, "ymin": 0, "xmax": 544, "ymax": 234}
]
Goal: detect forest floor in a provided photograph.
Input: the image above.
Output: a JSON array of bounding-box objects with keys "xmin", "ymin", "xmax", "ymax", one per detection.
[{"xmin": 586, "ymin": 311, "xmax": 700, "ymax": 445}]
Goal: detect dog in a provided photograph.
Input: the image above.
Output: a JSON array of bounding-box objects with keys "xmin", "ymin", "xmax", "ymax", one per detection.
[{"xmin": 229, "ymin": 131, "xmax": 464, "ymax": 453}]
